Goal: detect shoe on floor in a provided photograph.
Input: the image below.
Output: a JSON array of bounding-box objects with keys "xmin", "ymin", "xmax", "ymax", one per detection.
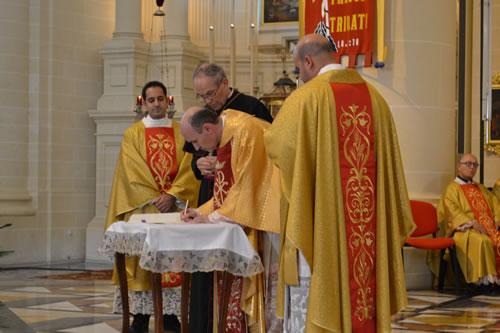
[
  {"xmin": 163, "ymin": 313, "xmax": 181, "ymax": 333},
  {"xmin": 131, "ymin": 313, "xmax": 150, "ymax": 333}
]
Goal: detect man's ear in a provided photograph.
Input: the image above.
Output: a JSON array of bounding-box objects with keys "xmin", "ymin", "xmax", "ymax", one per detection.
[
  {"xmin": 202, "ymin": 123, "xmax": 212, "ymax": 133},
  {"xmin": 304, "ymin": 55, "xmax": 314, "ymax": 70}
]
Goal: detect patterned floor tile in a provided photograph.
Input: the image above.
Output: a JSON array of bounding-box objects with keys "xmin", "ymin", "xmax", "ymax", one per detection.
[{"xmin": 1, "ymin": 263, "xmax": 500, "ymax": 332}]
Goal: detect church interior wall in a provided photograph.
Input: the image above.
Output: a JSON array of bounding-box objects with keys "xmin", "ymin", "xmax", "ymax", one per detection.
[
  {"xmin": 0, "ymin": 0, "xmax": 498, "ymax": 292},
  {"xmin": 470, "ymin": 0, "xmax": 500, "ymax": 187},
  {"xmin": 466, "ymin": 0, "xmax": 500, "ymax": 187},
  {"xmin": 0, "ymin": 0, "xmax": 115, "ymax": 265}
]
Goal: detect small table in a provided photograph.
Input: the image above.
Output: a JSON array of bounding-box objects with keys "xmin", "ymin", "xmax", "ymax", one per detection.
[{"xmin": 98, "ymin": 222, "xmax": 264, "ymax": 333}]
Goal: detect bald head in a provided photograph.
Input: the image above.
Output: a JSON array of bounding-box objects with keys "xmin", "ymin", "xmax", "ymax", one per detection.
[
  {"xmin": 457, "ymin": 154, "xmax": 479, "ymax": 181},
  {"xmin": 293, "ymin": 34, "xmax": 336, "ymax": 83},
  {"xmin": 295, "ymin": 34, "xmax": 336, "ymax": 61},
  {"xmin": 180, "ymin": 106, "xmax": 221, "ymax": 152}
]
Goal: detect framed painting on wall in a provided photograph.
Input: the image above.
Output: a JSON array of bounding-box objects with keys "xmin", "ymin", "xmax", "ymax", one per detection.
[
  {"xmin": 262, "ymin": 0, "xmax": 299, "ymax": 24},
  {"xmin": 485, "ymin": 73, "xmax": 500, "ymax": 156}
]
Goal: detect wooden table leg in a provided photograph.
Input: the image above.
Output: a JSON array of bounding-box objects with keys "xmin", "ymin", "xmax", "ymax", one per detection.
[
  {"xmin": 151, "ymin": 272, "xmax": 164, "ymax": 333},
  {"xmin": 180, "ymin": 272, "xmax": 191, "ymax": 333},
  {"xmin": 218, "ymin": 271, "xmax": 234, "ymax": 333},
  {"xmin": 115, "ymin": 253, "xmax": 130, "ymax": 333}
]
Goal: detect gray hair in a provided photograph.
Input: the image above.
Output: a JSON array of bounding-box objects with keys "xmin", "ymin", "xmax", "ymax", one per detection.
[{"xmin": 192, "ymin": 63, "xmax": 227, "ymax": 85}]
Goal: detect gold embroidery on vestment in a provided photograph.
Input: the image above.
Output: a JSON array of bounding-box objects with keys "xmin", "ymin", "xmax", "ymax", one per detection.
[
  {"xmin": 340, "ymin": 103, "xmax": 375, "ymax": 321},
  {"xmin": 463, "ymin": 187, "xmax": 500, "ymax": 256},
  {"xmin": 147, "ymin": 133, "xmax": 175, "ymax": 193},
  {"xmin": 214, "ymin": 162, "xmax": 229, "ymax": 208}
]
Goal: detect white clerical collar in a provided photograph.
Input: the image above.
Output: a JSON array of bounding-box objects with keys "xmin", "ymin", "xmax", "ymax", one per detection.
[
  {"xmin": 227, "ymin": 88, "xmax": 234, "ymax": 99},
  {"xmin": 454, "ymin": 176, "xmax": 474, "ymax": 185},
  {"xmin": 142, "ymin": 114, "xmax": 172, "ymax": 128},
  {"xmin": 318, "ymin": 63, "xmax": 345, "ymax": 76}
]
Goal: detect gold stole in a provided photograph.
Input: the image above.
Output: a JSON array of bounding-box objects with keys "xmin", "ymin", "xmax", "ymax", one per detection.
[
  {"xmin": 145, "ymin": 127, "xmax": 181, "ymax": 287},
  {"xmin": 461, "ymin": 184, "xmax": 500, "ymax": 275},
  {"xmin": 331, "ymin": 81, "xmax": 376, "ymax": 332}
]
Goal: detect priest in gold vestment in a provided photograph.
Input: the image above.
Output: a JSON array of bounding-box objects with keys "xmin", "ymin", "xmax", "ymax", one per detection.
[
  {"xmin": 493, "ymin": 178, "xmax": 500, "ymax": 201},
  {"xmin": 263, "ymin": 34, "xmax": 415, "ymax": 333},
  {"xmin": 433, "ymin": 154, "xmax": 500, "ymax": 290},
  {"xmin": 105, "ymin": 81, "xmax": 199, "ymax": 333},
  {"xmin": 180, "ymin": 106, "xmax": 282, "ymax": 333}
]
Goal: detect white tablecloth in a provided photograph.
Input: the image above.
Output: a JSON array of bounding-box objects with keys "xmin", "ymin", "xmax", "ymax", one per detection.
[{"xmin": 98, "ymin": 221, "xmax": 264, "ymax": 277}]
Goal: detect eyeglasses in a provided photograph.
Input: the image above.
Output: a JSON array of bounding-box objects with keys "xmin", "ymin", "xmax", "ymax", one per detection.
[
  {"xmin": 460, "ymin": 161, "xmax": 479, "ymax": 168},
  {"xmin": 196, "ymin": 81, "xmax": 222, "ymax": 102}
]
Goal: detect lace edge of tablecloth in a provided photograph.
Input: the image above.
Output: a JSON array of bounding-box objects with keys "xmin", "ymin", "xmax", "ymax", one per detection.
[
  {"xmin": 97, "ymin": 231, "xmax": 147, "ymax": 260},
  {"xmin": 139, "ymin": 248, "xmax": 264, "ymax": 277}
]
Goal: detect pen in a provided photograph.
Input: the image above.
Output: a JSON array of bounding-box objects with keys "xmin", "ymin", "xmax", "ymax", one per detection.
[{"xmin": 183, "ymin": 200, "xmax": 189, "ymax": 216}]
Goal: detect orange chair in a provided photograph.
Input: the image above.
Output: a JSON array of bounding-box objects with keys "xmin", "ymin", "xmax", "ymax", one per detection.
[{"xmin": 404, "ymin": 200, "xmax": 461, "ymax": 293}]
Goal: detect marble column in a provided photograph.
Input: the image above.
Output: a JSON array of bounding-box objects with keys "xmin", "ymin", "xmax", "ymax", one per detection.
[
  {"xmin": 114, "ymin": 0, "xmax": 143, "ymax": 39},
  {"xmin": 0, "ymin": 0, "xmax": 34, "ymax": 216},
  {"xmin": 86, "ymin": 0, "xmax": 148, "ymax": 261},
  {"xmin": 154, "ymin": 0, "xmax": 203, "ymax": 114},
  {"xmin": 85, "ymin": 0, "xmax": 202, "ymax": 262}
]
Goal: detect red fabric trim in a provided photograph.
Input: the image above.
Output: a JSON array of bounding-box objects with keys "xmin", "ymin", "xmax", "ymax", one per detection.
[
  {"xmin": 212, "ymin": 143, "xmax": 245, "ymax": 330},
  {"xmin": 461, "ymin": 184, "xmax": 500, "ymax": 275},
  {"xmin": 213, "ymin": 142, "xmax": 234, "ymax": 210},
  {"xmin": 145, "ymin": 127, "xmax": 178, "ymax": 194},
  {"xmin": 216, "ymin": 272, "xmax": 246, "ymax": 332},
  {"xmin": 331, "ymin": 82, "xmax": 376, "ymax": 332},
  {"xmin": 145, "ymin": 127, "xmax": 181, "ymax": 287}
]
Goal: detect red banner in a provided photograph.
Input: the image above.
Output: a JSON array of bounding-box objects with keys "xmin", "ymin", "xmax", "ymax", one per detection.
[{"xmin": 301, "ymin": 0, "xmax": 374, "ymax": 68}]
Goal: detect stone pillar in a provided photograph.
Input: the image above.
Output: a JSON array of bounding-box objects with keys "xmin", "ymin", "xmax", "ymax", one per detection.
[
  {"xmin": 164, "ymin": 0, "xmax": 189, "ymax": 39},
  {"xmin": 86, "ymin": 0, "xmax": 148, "ymax": 262},
  {"xmin": 114, "ymin": 0, "xmax": 143, "ymax": 39},
  {"xmin": 152, "ymin": 0, "xmax": 203, "ymax": 115},
  {"xmin": 85, "ymin": 0, "xmax": 202, "ymax": 262},
  {"xmin": 0, "ymin": 0, "xmax": 35, "ymax": 216}
]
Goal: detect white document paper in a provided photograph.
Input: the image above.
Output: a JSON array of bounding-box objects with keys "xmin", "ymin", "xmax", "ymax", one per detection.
[{"xmin": 129, "ymin": 213, "xmax": 183, "ymax": 224}]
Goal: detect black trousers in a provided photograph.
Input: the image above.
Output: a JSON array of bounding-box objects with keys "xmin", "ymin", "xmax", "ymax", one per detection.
[{"xmin": 189, "ymin": 271, "xmax": 213, "ymax": 333}]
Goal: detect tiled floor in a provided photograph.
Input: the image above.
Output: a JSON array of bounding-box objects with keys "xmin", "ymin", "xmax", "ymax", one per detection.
[
  {"xmin": 0, "ymin": 262, "xmax": 121, "ymax": 333},
  {"xmin": 0, "ymin": 262, "xmax": 499, "ymax": 332}
]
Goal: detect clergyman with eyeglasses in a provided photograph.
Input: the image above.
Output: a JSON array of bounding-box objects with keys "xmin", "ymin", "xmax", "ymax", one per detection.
[
  {"xmin": 183, "ymin": 63, "xmax": 273, "ymax": 333},
  {"xmin": 431, "ymin": 153, "xmax": 500, "ymax": 294}
]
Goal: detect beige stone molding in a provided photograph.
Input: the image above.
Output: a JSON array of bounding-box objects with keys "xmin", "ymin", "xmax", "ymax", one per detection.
[{"xmin": 0, "ymin": 193, "xmax": 36, "ymax": 216}]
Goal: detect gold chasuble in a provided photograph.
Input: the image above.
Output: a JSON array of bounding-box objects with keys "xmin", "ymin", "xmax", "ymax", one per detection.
[
  {"xmin": 461, "ymin": 184, "xmax": 500, "ymax": 274},
  {"xmin": 197, "ymin": 110, "xmax": 281, "ymax": 333},
  {"xmin": 432, "ymin": 181, "xmax": 500, "ymax": 284},
  {"xmin": 494, "ymin": 178, "xmax": 500, "ymax": 202},
  {"xmin": 105, "ymin": 120, "xmax": 200, "ymax": 291},
  {"xmin": 264, "ymin": 69, "xmax": 415, "ymax": 333}
]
